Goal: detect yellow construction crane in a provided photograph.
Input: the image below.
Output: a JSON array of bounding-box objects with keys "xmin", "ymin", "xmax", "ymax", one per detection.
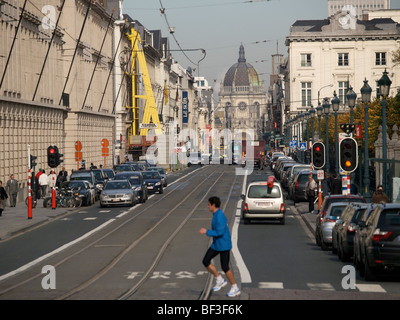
[{"xmin": 126, "ymin": 27, "xmax": 162, "ymax": 138}]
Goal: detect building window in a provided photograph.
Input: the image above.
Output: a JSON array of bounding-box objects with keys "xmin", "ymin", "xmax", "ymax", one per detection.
[
  {"xmin": 338, "ymin": 81, "xmax": 349, "ymax": 105},
  {"xmin": 301, "ymin": 53, "xmax": 312, "ymax": 67},
  {"xmin": 376, "ymin": 52, "xmax": 386, "ymax": 65},
  {"xmin": 338, "ymin": 53, "xmax": 349, "ymax": 66},
  {"xmin": 301, "ymin": 82, "xmax": 312, "ymax": 107}
]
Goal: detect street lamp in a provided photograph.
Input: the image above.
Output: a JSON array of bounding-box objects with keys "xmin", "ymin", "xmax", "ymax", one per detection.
[
  {"xmin": 331, "ymin": 91, "xmax": 340, "ymax": 174},
  {"xmin": 305, "ymin": 110, "xmax": 310, "ymax": 163},
  {"xmin": 323, "ymin": 97, "xmax": 330, "ymax": 172},
  {"xmin": 316, "ymin": 102, "xmax": 323, "ymax": 140},
  {"xmin": 361, "ymin": 78, "xmax": 372, "ymax": 201},
  {"xmin": 377, "ymin": 69, "xmax": 392, "ymax": 194},
  {"xmin": 346, "ymin": 86, "xmax": 357, "ymax": 125},
  {"xmin": 309, "ymin": 104, "xmax": 315, "ymax": 144}
]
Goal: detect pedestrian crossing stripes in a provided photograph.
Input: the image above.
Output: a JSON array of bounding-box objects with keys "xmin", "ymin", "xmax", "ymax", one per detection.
[{"xmin": 257, "ymin": 282, "xmax": 387, "ymax": 293}]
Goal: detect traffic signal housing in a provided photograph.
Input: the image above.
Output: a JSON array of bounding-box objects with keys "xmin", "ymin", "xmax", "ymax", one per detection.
[
  {"xmin": 47, "ymin": 146, "xmax": 58, "ymax": 168},
  {"xmin": 311, "ymin": 142, "xmax": 325, "ymax": 169},
  {"xmin": 30, "ymin": 155, "xmax": 37, "ymax": 168},
  {"xmin": 339, "ymin": 137, "xmax": 358, "ymax": 173}
]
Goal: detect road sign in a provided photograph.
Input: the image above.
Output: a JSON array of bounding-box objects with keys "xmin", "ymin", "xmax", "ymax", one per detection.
[
  {"xmin": 317, "ymin": 170, "xmax": 324, "ymax": 180},
  {"xmin": 299, "ymin": 142, "xmax": 307, "ymax": 151},
  {"xmin": 292, "ymin": 140, "xmax": 297, "ymax": 148},
  {"xmin": 75, "ymin": 141, "xmax": 82, "ymax": 151}
]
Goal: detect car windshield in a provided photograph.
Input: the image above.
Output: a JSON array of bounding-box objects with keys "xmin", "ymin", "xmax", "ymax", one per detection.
[
  {"xmin": 298, "ymin": 174, "xmax": 317, "ymax": 184},
  {"xmin": 115, "ymin": 174, "xmax": 141, "ymax": 184},
  {"xmin": 103, "ymin": 170, "xmax": 115, "ymax": 178},
  {"xmin": 150, "ymin": 168, "xmax": 165, "ymax": 174},
  {"xmin": 70, "ymin": 173, "xmax": 92, "ymax": 182},
  {"xmin": 66, "ymin": 182, "xmax": 85, "ymax": 189},
  {"xmin": 326, "ymin": 198, "xmax": 364, "ymax": 209},
  {"xmin": 143, "ymin": 172, "xmax": 160, "ymax": 179},
  {"xmin": 328, "ymin": 206, "xmax": 346, "ymax": 218},
  {"xmin": 104, "ymin": 181, "xmax": 130, "ymax": 190},
  {"xmin": 248, "ymin": 185, "xmax": 281, "ymax": 198},
  {"xmin": 92, "ymin": 171, "xmax": 103, "ymax": 179}
]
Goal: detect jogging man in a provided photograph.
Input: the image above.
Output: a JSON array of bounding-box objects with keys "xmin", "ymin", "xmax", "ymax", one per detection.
[{"xmin": 199, "ymin": 196, "xmax": 240, "ymax": 297}]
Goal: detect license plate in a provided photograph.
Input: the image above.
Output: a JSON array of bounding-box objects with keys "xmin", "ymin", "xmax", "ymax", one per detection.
[
  {"xmin": 148, "ymin": 186, "xmax": 153, "ymax": 189},
  {"xmin": 257, "ymin": 202, "xmax": 272, "ymax": 207},
  {"xmin": 112, "ymin": 198, "xmax": 120, "ymax": 202}
]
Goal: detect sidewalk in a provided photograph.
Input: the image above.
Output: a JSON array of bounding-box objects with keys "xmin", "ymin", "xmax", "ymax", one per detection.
[
  {"xmin": 293, "ymin": 202, "xmax": 316, "ymax": 235},
  {"xmin": 0, "ymin": 197, "xmax": 73, "ymax": 241}
]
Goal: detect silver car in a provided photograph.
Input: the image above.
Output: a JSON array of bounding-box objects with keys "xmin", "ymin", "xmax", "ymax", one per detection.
[
  {"xmin": 100, "ymin": 179, "xmax": 136, "ymax": 207},
  {"xmin": 319, "ymin": 202, "xmax": 348, "ymax": 250},
  {"xmin": 241, "ymin": 178, "xmax": 286, "ymax": 225}
]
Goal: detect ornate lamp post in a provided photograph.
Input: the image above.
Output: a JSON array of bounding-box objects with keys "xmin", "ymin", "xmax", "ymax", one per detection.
[
  {"xmin": 361, "ymin": 79, "xmax": 372, "ymax": 201},
  {"xmin": 346, "ymin": 86, "xmax": 357, "ymax": 125},
  {"xmin": 377, "ymin": 69, "xmax": 392, "ymax": 194},
  {"xmin": 323, "ymin": 98, "xmax": 330, "ymax": 172},
  {"xmin": 316, "ymin": 102, "xmax": 323, "ymax": 140},
  {"xmin": 331, "ymin": 92, "xmax": 340, "ymax": 174}
]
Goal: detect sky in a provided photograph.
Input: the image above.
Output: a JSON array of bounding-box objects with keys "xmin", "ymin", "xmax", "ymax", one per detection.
[{"xmin": 123, "ymin": 0, "xmax": 400, "ymax": 95}]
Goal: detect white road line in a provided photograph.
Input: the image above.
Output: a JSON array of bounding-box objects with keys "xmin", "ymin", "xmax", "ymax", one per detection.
[
  {"xmin": 83, "ymin": 217, "xmax": 97, "ymax": 221},
  {"xmin": 0, "ymin": 219, "xmax": 115, "ymax": 282},
  {"xmin": 258, "ymin": 282, "xmax": 284, "ymax": 289},
  {"xmin": 356, "ymin": 284, "xmax": 386, "ymax": 293},
  {"xmin": 231, "ymin": 171, "xmax": 252, "ymax": 284},
  {"xmin": 307, "ymin": 283, "xmax": 335, "ymax": 291}
]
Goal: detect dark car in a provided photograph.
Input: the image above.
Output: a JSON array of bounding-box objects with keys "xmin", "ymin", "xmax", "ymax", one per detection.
[
  {"xmin": 286, "ymin": 164, "xmax": 310, "ymax": 194},
  {"xmin": 291, "ymin": 170, "xmax": 318, "ymax": 203},
  {"xmin": 148, "ymin": 167, "xmax": 167, "ymax": 187},
  {"xmin": 114, "ymin": 171, "xmax": 148, "ymax": 203},
  {"xmin": 61, "ymin": 180, "xmax": 95, "ymax": 206},
  {"xmin": 69, "ymin": 169, "xmax": 101, "ymax": 199},
  {"xmin": 114, "ymin": 163, "xmax": 141, "ymax": 173},
  {"xmin": 354, "ymin": 203, "xmax": 400, "ymax": 280},
  {"xmin": 92, "ymin": 169, "xmax": 107, "ymax": 191},
  {"xmin": 102, "ymin": 168, "xmax": 115, "ymax": 180},
  {"xmin": 142, "ymin": 171, "xmax": 163, "ymax": 194},
  {"xmin": 314, "ymin": 194, "xmax": 366, "ymax": 247},
  {"xmin": 332, "ymin": 203, "xmax": 369, "ymax": 260}
]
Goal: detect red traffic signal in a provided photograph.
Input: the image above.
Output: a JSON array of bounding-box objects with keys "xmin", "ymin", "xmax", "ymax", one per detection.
[
  {"xmin": 47, "ymin": 146, "xmax": 60, "ymax": 168},
  {"xmin": 311, "ymin": 142, "xmax": 325, "ymax": 169}
]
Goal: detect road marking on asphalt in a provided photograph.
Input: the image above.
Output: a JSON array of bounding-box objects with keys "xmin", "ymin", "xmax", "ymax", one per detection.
[
  {"xmin": 99, "ymin": 210, "xmax": 111, "ymax": 213},
  {"xmin": 231, "ymin": 171, "xmax": 252, "ymax": 284},
  {"xmin": 84, "ymin": 217, "xmax": 97, "ymax": 221},
  {"xmin": 356, "ymin": 284, "xmax": 386, "ymax": 293},
  {"xmin": 307, "ymin": 283, "xmax": 335, "ymax": 291},
  {"xmin": 258, "ymin": 282, "xmax": 284, "ymax": 289}
]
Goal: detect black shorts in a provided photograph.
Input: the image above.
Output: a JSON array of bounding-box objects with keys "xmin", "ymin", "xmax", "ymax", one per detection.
[{"xmin": 202, "ymin": 247, "xmax": 230, "ymax": 273}]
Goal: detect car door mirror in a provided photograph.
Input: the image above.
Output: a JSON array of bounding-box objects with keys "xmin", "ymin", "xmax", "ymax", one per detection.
[
  {"xmin": 240, "ymin": 194, "xmax": 245, "ymax": 200},
  {"xmin": 336, "ymin": 219, "xmax": 343, "ymax": 225}
]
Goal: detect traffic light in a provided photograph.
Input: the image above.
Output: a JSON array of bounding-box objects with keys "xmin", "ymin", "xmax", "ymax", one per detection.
[
  {"xmin": 30, "ymin": 155, "xmax": 37, "ymax": 168},
  {"xmin": 47, "ymin": 146, "xmax": 58, "ymax": 168},
  {"xmin": 339, "ymin": 137, "xmax": 358, "ymax": 173},
  {"xmin": 311, "ymin": 142, "xmax": 325, "ymax": 169}
]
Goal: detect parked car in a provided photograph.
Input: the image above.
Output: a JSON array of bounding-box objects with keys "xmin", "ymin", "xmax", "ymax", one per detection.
[
  {"xmin": 100, "ymin": 179, "xmax": 136, "ymax": 207},
  {"xmin": 314, "ymin": 194, "xmax": 366, "ymax": 247},
  {"xmin": 291, "ymin": 170, "xmax": 318, "ymax": 204},
  {"xmin": 69, "ymin": 170, "xmax": 101, "ymax": 199},
  {"xmin": 142, "ymin": 171, "xmax": 163, "ymax": 194},
  {"xmin": 286, "ymin": 164, "xmax": 310, "ymax": 193},
  {"xmin": 317, "ymin": 202, "xmax": 348, "ymax": 251},
  {"xmin": 114, "ymin": 171, "xmax": 148, "ymax": 203},
  {"xmin": 188, "ymin": 152, "xmax": 202, "ymax": 166},
  {"xmin": 354, "ymin": 203, "xmax": 400, "ymax": 280},
  {"xmin": 241, "ymin": 176, "xmax": 285, "ymax": 225},
  {"xmin": 61, "ymin": 180, "xmax": 96, "ymax": 206},
  {"xmin": 148, "ymin": 167, "xmax": 168, "ymax": 187},
  {"xmin": 332, "ymin": 203, "xmax": 369, "ymax": 260}
]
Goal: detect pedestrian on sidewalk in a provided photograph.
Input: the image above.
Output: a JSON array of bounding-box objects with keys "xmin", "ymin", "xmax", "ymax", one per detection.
[
  {"xmin": 48, "ymin": 170, "xmax": 57, "ymax": 189},
  {"xmin": 199, "ymin": 196, "xmax": 240, "ymax": 297},
  {"xmin": 0, "ymin": 180, "xmax": 8, "ymax": 216},
  {"xmin": 305, "ymin": 174, "xmax": 317, "ymax": 212},
  {"xmin": 39, "ymin": 170, "xmax": 48, "ymax": 198},
  {"xmin": 6, "ymin": 174, "xmax": 19, "ymax": 207}
]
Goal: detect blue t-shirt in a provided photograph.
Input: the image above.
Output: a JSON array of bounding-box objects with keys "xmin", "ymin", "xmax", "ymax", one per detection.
[{"xmin": 206, "ymin": 209, "xmax": 232, "ymax": 251}]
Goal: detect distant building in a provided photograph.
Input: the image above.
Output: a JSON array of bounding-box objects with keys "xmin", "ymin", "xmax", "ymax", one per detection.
[
  {"xmin": 217, "ymin": 45, "xmax": 267, "ymax": 141},
  {"xmin": 285, "ymin": 11, "xmax": 400, "ymax": 117},
  {"xmin": 328, "ymin": 0, "xmax": 390, "ymax": 19}
]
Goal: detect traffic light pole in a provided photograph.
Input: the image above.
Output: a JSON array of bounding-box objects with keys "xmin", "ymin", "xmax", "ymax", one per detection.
[{"xmin": 27, "ymin": 145, "xmax": 32, "ymax": 219}]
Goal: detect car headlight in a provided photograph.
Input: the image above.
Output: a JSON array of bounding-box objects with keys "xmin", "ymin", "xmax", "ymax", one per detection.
[
  {"xmin": 155, "ymin": 182, "xmax": 161, "ymax": 186},
  {"xmin": 135, "ymin": 187, "xmax": 142, "ymax": 191},
  {"xmin": 102, "ymin": 194, "xmax": 110, "ymax": 200},
  {"xmin": 96, "ymin": 184, "xmax": 103, "ymax": 190}
]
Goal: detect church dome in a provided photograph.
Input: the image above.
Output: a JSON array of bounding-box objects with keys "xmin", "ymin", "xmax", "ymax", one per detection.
[{"xmin": 223, "ymin": 45, "xmax": 262, "ymax": 88}]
